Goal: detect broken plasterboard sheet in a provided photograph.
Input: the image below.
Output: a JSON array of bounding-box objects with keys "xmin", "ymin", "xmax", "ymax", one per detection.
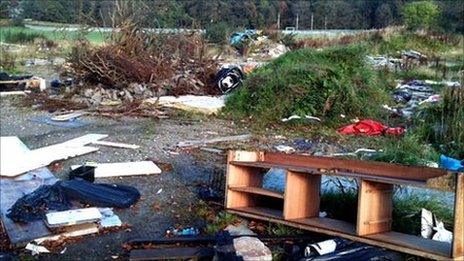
[
  {"xmin": 45, "ymin": 208, "xmax": 102, "ymax": 228},
  {"xmin": 144, "ymin": 95, "xmax": 226, "ymax": 115},
  {"xmin": 0, "ymin": 134, "xmax": 107, "ymax": 177},
  {"xmin": 71, "ymin": 161, "xmax": 161, "ymax": 178},
  {"xmin": 34, "ymin": 223, "xmax": 99, "ymax": 244},
  {"xmin": 91, "ymin": 140, "xmax": 140, "ymax": 149}
]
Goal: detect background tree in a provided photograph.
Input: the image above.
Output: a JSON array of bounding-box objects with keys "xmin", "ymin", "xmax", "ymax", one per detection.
[{"xmin": 403, "ymin": 0, "xmax": 441, "ymax": 31}]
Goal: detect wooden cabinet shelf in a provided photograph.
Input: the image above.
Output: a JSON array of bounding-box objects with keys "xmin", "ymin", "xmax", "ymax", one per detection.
[
  {"xmin": 229, "ymin": 206, "xmax": 283, "ymax": 219},
  {"xmin": 225, "ymin": 150, "xmax": 464, "ymax": 260},
  {"xmin": 228, "ymin": 186, "xmax": 283, "ymax": 199}
]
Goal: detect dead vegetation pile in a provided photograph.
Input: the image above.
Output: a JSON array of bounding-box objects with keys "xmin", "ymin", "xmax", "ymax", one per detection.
[{"xmin": 69, "ymin": 22, "xmax": 219, "ymax": 102}]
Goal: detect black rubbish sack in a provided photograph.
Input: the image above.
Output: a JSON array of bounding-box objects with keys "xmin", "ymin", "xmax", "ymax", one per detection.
[
  {"xmin": 69, "ymin": 165, "xmax": 96, "ymax": 183},
  {"xmin": 6, "ymin": 183, "xmax": 71, "ymax": 222},
  {"xmin": 60, "ymin": 180, "xmax": 140, "ymax": 208},
  {"xmin": 215, "ymin": 65, "xmax": 244, "ymax": 94}
]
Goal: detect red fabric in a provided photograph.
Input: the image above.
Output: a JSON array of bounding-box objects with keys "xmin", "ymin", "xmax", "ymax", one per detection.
[{"xmin": 337, "ymin": 119, "xmax": 405, "ymax": 136}]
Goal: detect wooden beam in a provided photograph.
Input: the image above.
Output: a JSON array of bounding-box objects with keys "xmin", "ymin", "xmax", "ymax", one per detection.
[
  {"xmin": 284, "ymin": 170, "xmax": 320, "ymax": 219},
  {"xmin": 452, "ymin": 173, "xmax": 464, "ymax": 259},
  {"xmin": 357, "ymin": 180, "xmax": 393, "ymax": 236},
  {"xmin": 263, "ymin": 152, "xmax": 448, "ymax": 181}
]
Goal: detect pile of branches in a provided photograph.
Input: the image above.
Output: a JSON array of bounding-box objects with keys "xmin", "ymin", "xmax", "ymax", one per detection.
[{"xmin": 69, "ymin": 22, "xmax": 219, "ymax": 95}]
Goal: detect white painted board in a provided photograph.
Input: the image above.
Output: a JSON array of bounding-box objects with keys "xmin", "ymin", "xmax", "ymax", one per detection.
[
  {"xmin": 45, "ymin": 208, "xmax": 102, "ymax": 228},
  {"xmin": 71, "ymin": 161, "xmax": 161, "ymax": 178}
]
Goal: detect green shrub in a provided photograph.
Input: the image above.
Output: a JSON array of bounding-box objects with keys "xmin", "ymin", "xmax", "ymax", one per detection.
[
  {"xmin": 415, "ymin": 86, "xmax": 464, "ymax": 158},
  {"xmin": 224, "ymin": 45, "xmax": 391, "ymax": 127},
  {"xmin": 205, "ymin": 22, "xmax": 229, "ymax": 44}
]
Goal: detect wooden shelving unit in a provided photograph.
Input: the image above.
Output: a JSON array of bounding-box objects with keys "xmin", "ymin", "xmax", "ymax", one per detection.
[{"xmin": 225, "ymin": 151, "xmax": 464, "ymax": 260}]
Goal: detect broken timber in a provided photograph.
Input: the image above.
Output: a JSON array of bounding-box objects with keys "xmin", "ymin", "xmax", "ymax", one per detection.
[
  {"xmin": 225, "ymin": 150, "xmax": 464, "ymax": 260},
  {"xmin": 177, "ymin": 134, "xmax": 252, "ymax": 148}
]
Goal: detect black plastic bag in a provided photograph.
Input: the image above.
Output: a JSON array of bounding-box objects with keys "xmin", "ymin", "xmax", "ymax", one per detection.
[
  {"xmin": 6, "ymin": 183, "xmax": 71, "ymax": 222},
  {"xmin": 69, "ymin": 165, "xmax": 96, "ymax": 183},
  {"xmin": 60, "ymin": 180, "xmax": 140, "ymax": 208}
]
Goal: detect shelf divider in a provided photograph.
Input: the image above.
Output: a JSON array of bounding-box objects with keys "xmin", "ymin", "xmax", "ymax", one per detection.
[
  {"xmin": 284, "ymin": 170, "xmax": 320, "ymax": 220},
  {"xmin": 356, "ymin": 180, "xmax": 393, "ymax": 236}
]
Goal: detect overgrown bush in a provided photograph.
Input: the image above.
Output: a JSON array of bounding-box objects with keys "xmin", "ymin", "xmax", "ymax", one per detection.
[
  {"xmin": 205, "ymin": 22, "xmax": 229, "ymax": 44},
  {"xmin": 224, "ymin": 45, "xmax": 391, "ymax": 127},
  {"xmin": 415, "ymin": 86, "xmax": 464, "ymax": 158}
]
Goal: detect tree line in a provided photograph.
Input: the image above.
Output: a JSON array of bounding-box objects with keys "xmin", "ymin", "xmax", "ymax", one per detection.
[{"xmin": 1, "ymin": 0, "xmax": 463, "ymax": 33}]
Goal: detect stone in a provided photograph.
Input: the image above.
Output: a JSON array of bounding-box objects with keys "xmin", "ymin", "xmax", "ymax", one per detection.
[
  {"xmin": 83, "ymin": 88, "xmax": 94, "ymax": 98},
  {"xmin": 233, "ymin": 236, "xmax": 272, "ymax": 261}
]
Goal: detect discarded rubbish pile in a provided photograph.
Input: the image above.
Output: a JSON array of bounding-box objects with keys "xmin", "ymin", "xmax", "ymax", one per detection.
[
  {"xmin": 68, "ymin": 23, "xmax": 219, "ymax": 106},
  {"xmin": 7, "ymin": 178, "xmax": 140, "ymax": 223},
  {"xmin": 383, "ymin": 79, "xmax": 460, "ymax": 118},
  {"xmin": 230, "ymin": 30, "xmax": 289, "ymax": 58},
  {"xmin": 366, "ymin": 50, "xmax": 428, "ymax": 71},
  {"xmin": 0, "ymin": 72, "xmax": 46, "ymax": 94}
]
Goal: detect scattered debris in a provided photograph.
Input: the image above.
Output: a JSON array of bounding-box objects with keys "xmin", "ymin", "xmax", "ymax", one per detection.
[
  {"xmin": 91, "ymin": 140, "xmax": 140, "ymax": 150},
  {"xmin": 366, "ymin": 56, "xmax": 403, "ymax": 71},
  {"xmin": 215, "ymin": 64, "xmax": 244, "ymax": 94},
  {"xmin": 420, "ymin": 208, "xmax": 453, "ymax": 243},
  {"xmin": 99, "ymin": 208, "xmax": 122, "ymax": 228},
  {"xmin": 177, "ymin": 134, "xmax": 252, "ymax": 148},
  {"xmin": 275, "ymin": 145, "xmax": 295, "ymax": 154},
  {"xmin": 337, "ymin": 119, "xmax": 405, "ymax": 136},
  {"xmin": 439, "ymin": 155, "xmax": 463, "ymax": 171},
  {"xmin": 166, "ymin": 227, "xmax": 200, "ymax": 237},
  {"xmin": 0, "ymin": 72, "xmax": 46, "ymax": 92},
  {"xmin": 281, "ymin": 115, "xmax": 321, "ymax": 123},
  {"xmin": 28, "ymin": 115, "xmax": 91, "ymax": 128},
  {"xmin": 144, "ymin": 95, "xmax": 226, "ymax": 115},
  {"xmin": 25, "ymin": 242, "xmax": 51, "ymax": 255},
  {"xmin": 305, "ymin": 239, "xmax": 348, "ymax": 256},
  {"xmin": 71, "ymin": 161, "xmax": 161, "ymax": 178}
]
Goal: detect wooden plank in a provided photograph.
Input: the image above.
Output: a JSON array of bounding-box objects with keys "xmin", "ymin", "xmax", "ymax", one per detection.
[
  {"xmin": 130, "ymin": 247, "xmax": 214, "ymax": 260},
  {"xmin": 367, "ymin": 231, "xmax": 451, "ymax": 258},
  {"xmin": 452, "ymin": 173, "xmax": 464, "ymax": 259},
  {"xmin": 71, "ymin": 161, "xmax": 161, "ymax": 178},
  {"xmin": 1, "ymin": 134, "xmax": 107, "ymax": 177},
  {"xmin": 51, "ymin": 111, "xmax": 86, "ymax": 121},
  {"xmin": 177, "ymin": 134, "xmax": 252, "ymax": 148},
  {"xmin": 227, "ymin": 209, "xmax": 451, "ymax": 260},
  {"xmin": 357, "ymin": 180, "xmax": 393, "ymax": 236},
  {"xmin": 229, "ymin": 207, "xmax": 283, "ymax": 219},
  {"xmin": 226, "ymin": 151, "xmax": 263, "ymax": 209},
  {"xmin": 34, "ymin": 223, "xmax": 99, "ymax": 243},
  {"xmin": 45, "ymin": 208, "xmax": 102, "ymax": 228},
  {"xmin": 291, "ymin": 217, "xmax": 356, "ymax": 235},
  {"xmin": 284, "ymin": 171, "xmax": 320, "ymax": 219},
  {"xmin": 263, "ymin": 152, "xmax": 448, "ymax": 181},
  {"xmin": 231, "ymin": 161, "xmax": 427, "ymax": 186},
  {"xmin": 228, "ymin": 186, "xmax": 283, "ymax": 199},
  {"xmin": 91, "ymin": 140, "xmax": 140, "ymax": 149}
]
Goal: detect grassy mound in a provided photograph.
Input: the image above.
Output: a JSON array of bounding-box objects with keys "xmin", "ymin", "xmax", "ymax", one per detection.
[{"xmin": 224, "ymin": 46, "xmax": 391, "ymax": 126}]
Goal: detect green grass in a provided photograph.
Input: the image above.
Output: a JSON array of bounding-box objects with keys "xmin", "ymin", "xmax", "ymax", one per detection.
[
  {"xmin": 369, "ymin": 134, "xmax": 440, "ymax": 166},
  {"xmin": 0, "ymin": 26, "xmax": 108, "ymax": 44},
  {"xmin": 224, "ymin": 45, "xmax": 392, "ymax": 127},
  {"xmin": 320, "ymin": 184, "xmax": 454, "ymax": 234}
]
